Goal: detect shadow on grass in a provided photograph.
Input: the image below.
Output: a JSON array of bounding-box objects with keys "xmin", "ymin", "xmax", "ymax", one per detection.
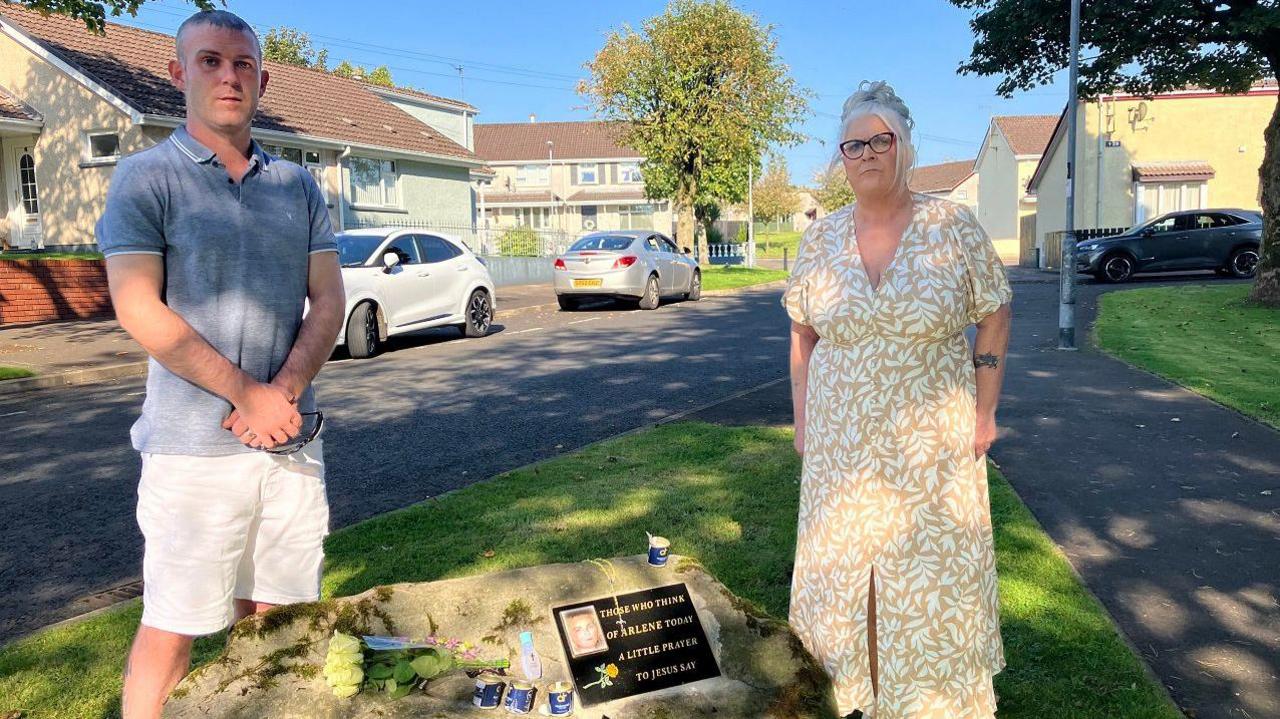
[{"xmin": 0, "ymin": 422, "xmax": 1181, "ymax": 719}]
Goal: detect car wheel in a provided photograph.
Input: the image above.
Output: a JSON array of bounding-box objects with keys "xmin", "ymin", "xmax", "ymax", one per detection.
[
  {"xmin": 1100, "ymin": 253, "xmax": 1135, "ymax": 283},
  {"xmin": 638, "ymin": 275, "xmax": 660, "ymax": 310},
  {"xmin": 346, "ymin": 302, "xmax": 381, "ymax": 359},
  {"xmin": 463, "ymin": 289, "xmax": 493, "ymax": 337},
  {"xmin": 557, "ymin": 295, "xmax": 579, "ymax": 311},
  {"xmin": 684, "ymin": 270, "xmax": 702, "ymax": 301},
  {"xmin": 1228, "ymin": 246, "xmax": 1260, "ymax": 278}
]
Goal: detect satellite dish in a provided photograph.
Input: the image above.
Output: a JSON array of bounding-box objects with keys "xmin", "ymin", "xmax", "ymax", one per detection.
[
  {"xmin": 1135, "ymin": 102, "xmax": 1148, "ymax": 121},
  {"xmin": 583, "ymin": 218, "xmax": 597, "ymax": 231}
]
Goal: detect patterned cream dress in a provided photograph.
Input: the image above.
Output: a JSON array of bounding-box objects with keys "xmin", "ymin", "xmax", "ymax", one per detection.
[{"xmin": 783, "ymin": 195, "xmax": 1012, "ymax": 718}]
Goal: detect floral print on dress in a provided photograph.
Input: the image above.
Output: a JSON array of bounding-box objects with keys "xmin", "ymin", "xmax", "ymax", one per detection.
[{"xmin": 783, "ymin": 195, "xmax": 1012, "ymax": 718}]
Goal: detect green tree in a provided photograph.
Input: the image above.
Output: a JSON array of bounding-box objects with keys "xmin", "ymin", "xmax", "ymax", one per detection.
[
  {"xmin": 581, "ymin": 0, "xmax": 808, "ymax": 266},
  {"xmin": 811, "ymin": 165, "xmax": 855, "ymax": 213},
  {"xmin": 366, "ymin": 65, "xmax": 395, "ymax": 87},
  {"xmin": 951, "ymin": 0, "xmax": 1280, "ymax": 305},
  {"xmin": 752, "ymin": 157, "xmax": 800, "ymax": 225},
  {"xmin": 333, "ymin": 61, "xmax": 359, "ymax": 79},
  {"xmin": 17, "ymin": 0, "xmax": 217, "ymax": 33},
  {"xmin": 262, "ymin": 26, "xmax": 327, "ymax": 70}
]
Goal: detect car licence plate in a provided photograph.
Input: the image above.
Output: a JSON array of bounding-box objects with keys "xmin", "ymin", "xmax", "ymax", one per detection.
[{"xmin": 572, "ymin": 278, "xmax": 603, "ymax": 288}]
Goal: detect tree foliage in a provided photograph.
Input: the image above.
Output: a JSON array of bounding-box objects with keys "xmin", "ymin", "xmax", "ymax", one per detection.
[
  {"xmin": 811, "ymin": 165, "xmax": 855, "ymax": 212},
  {"xmin": 262, "ymin": 26, "xmax": 328, "ymax": 70},
  {"xmin": 581, "ymin": 0, "xmax": 809, "ymax": 265},
  {"xmin": 17, "ymin": 0, "xmax": 217, "ymax": 34},
  {"xmin": 950, "ymin": 0, "xmax": 1280, "ymax": 304},
  {"xmin": 752, "ymin": 157, "xmax": 800, "ymax": 222}
]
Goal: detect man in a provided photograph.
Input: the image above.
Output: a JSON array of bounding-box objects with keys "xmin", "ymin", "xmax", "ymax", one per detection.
[{"xmin": 96, "ymin": 11, "xmax": 346, "ymax": 718}]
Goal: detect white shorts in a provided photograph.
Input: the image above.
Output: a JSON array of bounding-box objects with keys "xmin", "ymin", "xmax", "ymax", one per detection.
[{"xmin": 136, "ymin": 440, "xmax": 328, "ymax": 636}]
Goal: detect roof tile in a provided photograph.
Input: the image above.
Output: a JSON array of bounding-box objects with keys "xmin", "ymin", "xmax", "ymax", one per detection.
[
  {"xmin": 0, "ymin": 3, "xmax": 476, "ymax": 161},
  {"xmin": 909, "ymin": 159, "xmax": 974, "ymax": 194},
  {"xmin": 475, "ymin": 121, "xmax": 637, "ymax": 162},
  {"xmin": 993, "ymin": 115, "xmax": 1058, "ymax": 156}
]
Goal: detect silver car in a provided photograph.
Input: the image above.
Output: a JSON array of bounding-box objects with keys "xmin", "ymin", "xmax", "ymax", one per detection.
[{"xmin": 553, "ymin": 230, "xmax": 702, "ymax": 310}]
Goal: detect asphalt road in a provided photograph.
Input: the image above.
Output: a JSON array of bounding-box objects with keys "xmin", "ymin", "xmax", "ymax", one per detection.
[{"xmin": 0, "ymin": 288, "xmax": 793, "ymax": 643}]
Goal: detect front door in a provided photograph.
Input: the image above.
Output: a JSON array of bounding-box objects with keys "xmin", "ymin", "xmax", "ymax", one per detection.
[{"xmin": 4, "ymin": 140, "xmax": 42, "ymax": 250}]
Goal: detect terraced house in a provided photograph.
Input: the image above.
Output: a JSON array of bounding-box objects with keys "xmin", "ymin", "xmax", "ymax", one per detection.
[
  {"xmin": 0, "ymin": 2, "xmax": 486, "ymax": 252},
  {"xmin": 973, "ymin": 115, "xmax": 1058, "ymax": 263},
  {"xmin": 474, "ymin": 119, "xmax": 673, "ymax": 239}
]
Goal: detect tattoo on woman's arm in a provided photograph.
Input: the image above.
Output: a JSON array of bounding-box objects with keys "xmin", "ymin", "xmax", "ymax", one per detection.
[{"xmin": 974, "ymin": 353, "xmax": 1000, "ymax": 369}]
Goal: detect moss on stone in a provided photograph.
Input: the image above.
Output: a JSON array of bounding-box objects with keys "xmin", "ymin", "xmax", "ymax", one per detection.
[{"xmin": 763, "ymin": 634, "xmax": 838, "ymax": 718}]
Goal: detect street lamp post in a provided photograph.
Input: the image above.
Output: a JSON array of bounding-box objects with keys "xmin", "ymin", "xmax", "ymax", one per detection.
[
  {"xmin": 1059, "ymin": 0, "xmax": 1082, "ymax": 350},
  {"xmin": 747, "ymin": 162, "xmax": 756, "ymax": 267}
]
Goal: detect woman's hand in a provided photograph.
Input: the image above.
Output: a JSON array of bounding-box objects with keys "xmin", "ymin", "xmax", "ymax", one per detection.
[{"xmin": 974, "ymin": 411, "xmax": 997, "ymax": 459}]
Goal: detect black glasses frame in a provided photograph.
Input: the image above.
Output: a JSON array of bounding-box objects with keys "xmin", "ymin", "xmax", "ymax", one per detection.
[
  {"xmin": 262, "ymin": 411, "xmax": 324, "ymax": 455},
  {"xmin": 839, "ymin": 131, "xmax": 896, "ymax": 160}
]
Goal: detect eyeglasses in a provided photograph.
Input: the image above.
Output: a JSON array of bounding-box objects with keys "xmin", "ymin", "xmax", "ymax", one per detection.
[
  {"xmin": 261, "ymin": 411, "xmax": 324, "ymax": 455},
  {"xmin": 839, "ymin": 132, "xmax": 896, "ymax": 160}
]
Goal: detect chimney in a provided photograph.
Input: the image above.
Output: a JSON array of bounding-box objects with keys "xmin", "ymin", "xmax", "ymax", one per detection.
[{"xmin": 529, "ymin": 114, "xmax": 537, "ymax": 123}]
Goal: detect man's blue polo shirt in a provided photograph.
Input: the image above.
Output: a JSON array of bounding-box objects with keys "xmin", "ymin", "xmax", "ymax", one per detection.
[{"xmin": 96, "ymin": 126, "xmax": 338, "ymax": 456}]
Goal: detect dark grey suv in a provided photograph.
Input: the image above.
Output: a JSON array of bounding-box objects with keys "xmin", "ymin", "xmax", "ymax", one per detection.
[{"xmin": 1075, "ymin": 208, "xmax": 1262, "ymax": 283}]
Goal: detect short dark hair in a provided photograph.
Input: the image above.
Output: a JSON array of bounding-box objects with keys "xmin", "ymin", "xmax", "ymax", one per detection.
[{"xmin": 175, "ymin": 10, "xmax": 260, "ymax": 60}]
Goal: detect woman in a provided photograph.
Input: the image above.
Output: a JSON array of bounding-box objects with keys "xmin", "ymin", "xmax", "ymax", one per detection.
[{"xmin": 784, "ymin": 81, "xmax": 1012, "ymax": 719}]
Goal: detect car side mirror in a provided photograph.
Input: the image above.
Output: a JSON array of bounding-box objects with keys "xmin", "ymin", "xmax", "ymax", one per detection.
[
  {"xmin": 382, "ymin": 252, "xmax": 401, "ymax": 272},
  {"xmin": 1141, "ymin": 228, "xmax": 1154, "ymax": 237},
  {"xmin": 682, "ymin": 247, "xmax": 692, "ymax": 254}
]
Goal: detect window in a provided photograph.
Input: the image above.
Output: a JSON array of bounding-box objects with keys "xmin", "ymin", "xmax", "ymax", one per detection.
[
  {"xmin": 304, "ymin": 151, "xmax": 321, "ymax": 165},
  {"xmin": 660, "ymin": 238, "xmax": 680, "ymax": 254},
  {"xmin": 618, "ymin": 204, "xmax": 654, "ymax": 230},
  {"xmin": 19, "ymin": 152, "xmax": 38, "ymax": 214},
  {"xmin": 1136, "ymin": 181, "xmax": 1207, "ymax": 223},
  {"xmin": 349, "ymin": 156, "xmax": 399, "ymax": 207},
  {"xmin": 417, "ymin": 235, "xmax": 463, "ymax": 263},
  {"xmin": 382, "ymin": 235, "xmax": 420, "ymax": 265},
  {"xmin": 262, "ymin": 144, "xmax": 303, "ymax": 164},
  {"xmin": 577, "ymin": 162, "xmax": 599, "ymax": 184},
  {"xmin": 516, "ymin": 164, "xmax": 549, "ymax": 186},
  {"xmin": 515, "ymin": 206, "xmax": 551, "ymax": 229},
  {"xmin": 644, "ymin": 236, "xmax": 661, "ymax": 252},
  {"xmin": 86, "ymin": 132, "xmax": 120, "ymax": 161},
  {"xmin": 618, "ymin": 162, "xmax": 642, "ymax": 183}
]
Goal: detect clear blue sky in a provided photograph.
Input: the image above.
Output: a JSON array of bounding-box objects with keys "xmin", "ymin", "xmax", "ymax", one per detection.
[{"xmin": 117, "ymin": 0, "xmax": 1069, "ymax": 184}]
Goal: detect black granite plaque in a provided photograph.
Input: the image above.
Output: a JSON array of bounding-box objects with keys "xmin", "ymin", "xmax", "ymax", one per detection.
[{"xmin": 552, "ymin": 582, "xmax": 720, "ymax": 707}]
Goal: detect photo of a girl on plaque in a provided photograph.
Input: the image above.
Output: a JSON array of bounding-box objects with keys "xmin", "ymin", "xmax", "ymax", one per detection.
[{"xmin": 559, "ymin": 607, "xmax": 609, "ymax": 659}]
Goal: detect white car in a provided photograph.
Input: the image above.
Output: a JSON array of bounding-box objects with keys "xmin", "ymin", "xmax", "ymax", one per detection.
[{"xmin": 335, "ymin": 228, "xmax": 496, "ymax": 358}]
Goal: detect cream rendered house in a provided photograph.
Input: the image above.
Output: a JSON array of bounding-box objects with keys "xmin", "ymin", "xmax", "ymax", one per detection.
[
  {"xmin": 1027, "ymin": 82, "xmax": 1276, "ymax": 268},
  {"xmin": 0, "ymin": 3, "xmax": 485, "ymax": 251},
  {"xmin": 974, "ymin": 115, "xmax": 1058, "ymax": 263},
  {"xmin": 909, "ymin": 159, "xmax": 978, "ymax": 210},
  {"xmin": 473, "ymin": 120, "xmax": 673, "ymax": 238}
]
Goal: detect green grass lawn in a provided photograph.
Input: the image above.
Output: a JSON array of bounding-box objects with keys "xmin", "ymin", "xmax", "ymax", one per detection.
[
  {"xmin": 0, "ymin": 366, "xmax": 35, "ymax": 381},
  {"xmin": 0, "ymin": 423, "xmax": 1180, "ymax": 719},
  {"xmin": 754, "ymin": 230, "xmax": 803, "ymax": 260},
  {"xmin": 1095, "ymin": 284, "xmax": 1280, "ymax": 427},
  {"xmin": 701, "ymin": 265, "xmax": 789, "ymax": 291},
  {"xmin": 0, "ymin": 251, "xmax": 104, "ymax": 261}
]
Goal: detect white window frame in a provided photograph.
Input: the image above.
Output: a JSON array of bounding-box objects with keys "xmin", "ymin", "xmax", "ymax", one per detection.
[
  {"xmin": 576, "ymin": 162, "xmax": 599, "ymax": 185},
  {"xmin": 1133, "ymin": 180, "xmax": 1210, "ymax": 224},
  {"xmin": 348, "ymin": 155, "xmax": 402, "ymax": 210},
  {"xmin": 516, "ymin": 164, "xmax": 549, "ymax": 187},
  {"xmin": 617, "ymin": 203, "xmax": 655, "ymax": 230},
  {"xmin": 516, "ymin": 206, "xmax": 550, "ymax": 229},
  {"xmin": 302, "ymin": 150, "xmax": 332, "ymax": 207},
  {"xmin": 618, "ymin": 161, "xmax": 643, "ymax": 184},
  {"xmin": 81, "ymin": 130, "xmax": 121, "ymax": 167}
]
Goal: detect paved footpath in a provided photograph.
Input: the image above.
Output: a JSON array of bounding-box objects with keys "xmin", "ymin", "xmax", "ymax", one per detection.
[{"xmin": 690, "ymin": 270, "xmax": 1279, "ymax": 719}]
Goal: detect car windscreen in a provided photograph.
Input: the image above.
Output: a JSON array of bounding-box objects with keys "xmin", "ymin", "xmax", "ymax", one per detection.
[
  {"xmin": 336, "ymin": 234, "xmax": 386, "ymax": 267},
  {"xmin": 570, "ymin": 236, "xmax": 635, "ymax": 252}
]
